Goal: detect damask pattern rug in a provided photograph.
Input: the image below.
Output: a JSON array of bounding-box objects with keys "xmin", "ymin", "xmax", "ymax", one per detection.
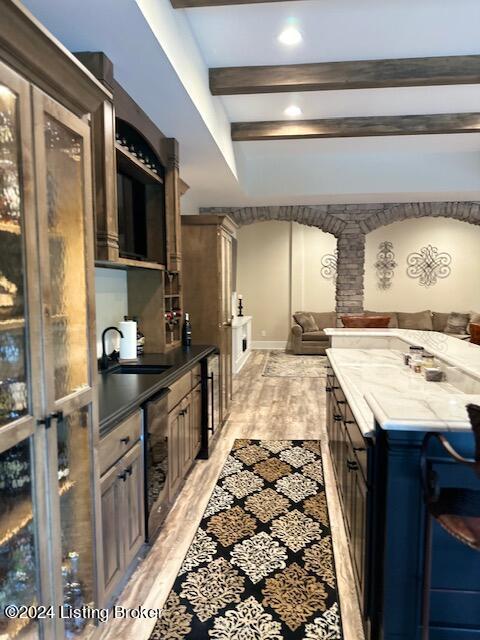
[
  {"xmin": 262, "ymin": 351, "xmax": 328, "ymax": 378},
  {"xmin": 150, "ymin": 440, "xmax": 343, "ymax": 639}
]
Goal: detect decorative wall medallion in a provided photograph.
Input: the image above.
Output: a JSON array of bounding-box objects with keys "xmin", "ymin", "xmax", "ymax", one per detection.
[
  {"xmin": 374, "ymin": 241, "xmax": 397, "ymax": 290},
  {"xmin": 406, "ymin": 244, "xmax": 451, "ymax": 287},
  {"xmin": 320, "ymin": 251, "xmax": 337, "ymax": 282}
]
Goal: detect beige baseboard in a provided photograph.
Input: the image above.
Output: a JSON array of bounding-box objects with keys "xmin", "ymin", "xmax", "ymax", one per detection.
[{"xmin": 252, "ymin": 341, "xmax": 287, "ymax": 350}]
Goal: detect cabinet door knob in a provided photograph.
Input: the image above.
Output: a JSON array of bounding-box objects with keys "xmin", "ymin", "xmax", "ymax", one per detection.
[
  {"xmin": 117, "ymin": 471, "xmax": 127, "ymax": 481},
  {"xmin": 126, "ymin": 465, "xmax": 133, "ymax": 476},
  {"xmin": 333, "ymin": 414, "xmax": 342, "ymax": 421},
  {"xmin": 347, "ymin": 459, "xmax": 358, "ymax": 471},
  {"xmin": 120, "ymin": 436, "xmax": 130, "ymax": 445}
]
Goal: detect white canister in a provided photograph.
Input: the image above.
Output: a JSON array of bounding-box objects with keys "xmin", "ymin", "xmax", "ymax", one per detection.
[{"xmin": 119, "ymin": 320, "xmax": 137, "ymax": 360}]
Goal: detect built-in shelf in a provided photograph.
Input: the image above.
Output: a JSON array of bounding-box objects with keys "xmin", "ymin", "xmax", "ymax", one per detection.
[
  {"xmin": 95, "ymin": 258, "xmax": 165, "ymax": 271},
  {"xmin": 115, "ymin": 142, "xmax": 164, "ymax": 185},
  {"xmin": 164, "ymin": 271, "xmax": 182, "ymax": 349}
]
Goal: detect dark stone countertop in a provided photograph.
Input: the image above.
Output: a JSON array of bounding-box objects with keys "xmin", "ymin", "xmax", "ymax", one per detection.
[{"xmin": 97, "ymin": 345, "xmax": 217, "ymax": 436}]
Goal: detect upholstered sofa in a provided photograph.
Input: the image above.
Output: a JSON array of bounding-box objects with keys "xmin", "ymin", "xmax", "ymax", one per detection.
[
  {"xmin": 291, "ymin": 311, "xmax": 337, "ymax": 355},
  {"xmin": 291, "ymin": 309, "xmax": 477, "ymax": 355}
]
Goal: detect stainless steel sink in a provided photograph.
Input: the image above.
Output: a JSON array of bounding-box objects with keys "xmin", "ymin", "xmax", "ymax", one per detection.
[{"xmin": 111, "ymin": 364, "xmax": 171, "ymax": 374}]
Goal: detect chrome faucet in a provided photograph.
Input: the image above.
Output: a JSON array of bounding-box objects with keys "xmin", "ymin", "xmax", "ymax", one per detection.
[{"xmin": 100, "ymin": 326, "xmax": 124, "ymax": 371}]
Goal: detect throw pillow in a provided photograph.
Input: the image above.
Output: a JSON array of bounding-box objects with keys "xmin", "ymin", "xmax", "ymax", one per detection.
[
  {"xmin": 293, "ymin": 312, "xmax": 319, "ymax": 333},
  {"xmin": 468, "ymin": 311, "xmax": 480, "ymax": 335},
  {"xmin": 397, "ymin": 311, "xmax": 433, "ymax": 331},
  {"xmin": 445, "ymin": 312, "xmax": 470, "ymax": 335}
]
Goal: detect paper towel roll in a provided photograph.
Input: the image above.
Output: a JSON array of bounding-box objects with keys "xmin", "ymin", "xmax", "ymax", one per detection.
[{"xmin": 119, "ymin": 320, "xmax": 137, "ymax": 360}]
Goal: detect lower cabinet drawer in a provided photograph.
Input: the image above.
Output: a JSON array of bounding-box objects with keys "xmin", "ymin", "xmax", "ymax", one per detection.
[
  {"xmin": 168, "ymin": 371, "xmax": 193, "ymax": 411},
  {"xmin": 99, "ymin": 410, "xmax": 142, "ymax": 476}
]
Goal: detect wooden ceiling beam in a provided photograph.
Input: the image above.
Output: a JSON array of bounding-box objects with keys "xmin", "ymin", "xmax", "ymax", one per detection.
[
  {"xmin": 210, "ymin": 55, "xmax": 480, "ymax": 95},
  {"xmin": 231, "ymin": 112, "xmax": 480, "ymax": 141},
  {"xmin": 171, "ymin": 0, "xmax": 303, "ymax": 7}
]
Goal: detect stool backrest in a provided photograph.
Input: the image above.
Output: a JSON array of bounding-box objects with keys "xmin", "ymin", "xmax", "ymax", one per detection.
[
  {"xmin": 466, "ymin": 403, "xmax": 480, "ymax": 477},
  {"xmin": 470, "ymin": 323, "xmax": 480, "ymax": 345}
]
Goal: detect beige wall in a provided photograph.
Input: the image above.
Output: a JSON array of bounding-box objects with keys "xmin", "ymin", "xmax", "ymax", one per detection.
[
  {"xmin": 365, "ymin": 217, "xmax": 480, "ymax": 313},
  {"xmin": 237, "ymin": 221, "xmax": 336, "ymax": 344}
]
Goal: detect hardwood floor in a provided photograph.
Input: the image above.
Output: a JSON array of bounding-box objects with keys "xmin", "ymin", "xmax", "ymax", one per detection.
[{"xmin": 100, "ymin": 350, "xmax": 364, "ymax": 640}]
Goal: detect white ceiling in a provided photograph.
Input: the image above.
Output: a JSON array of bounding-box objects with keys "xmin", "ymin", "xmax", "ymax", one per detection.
[
  {"xmin": 21, "ymin": 0, "xmax": 480, "ymax": 209},
  {"xmin": 185, "ymin": 0, "xmax": 480, "ymax": 67},
  {"xmin": 221, "ymin": 85, "xmax": 480, "ymax": 122}
]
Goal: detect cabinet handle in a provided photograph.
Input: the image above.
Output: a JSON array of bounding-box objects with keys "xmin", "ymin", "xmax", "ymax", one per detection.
[
  {"xmin": 347, "ymin": 459, "xmax": 358, "ymax": 471},
  {"xmin": 333, "ymin": 414, "xmax": 342, "ymax": 422},
  {"xmin": 120, "ymin": 436, "xmax": 130, "ymax": 445},
  {"xmin": 326, "ymin": 387, "xmax": 332, "ymax": 392},
  {"xmin": 117, "ymin": 471, "xmax": 127, "ymax": 481},
  {"xmin": 353, "ymin": 446, "xmax": 366, "ymax": 452},
  {"xmin": 337, "ymin": 400, "xmax": 346, "ymax": 405},
  {"xmin": 37, "ymin": 410, "xmax": 64, "ymax": 430},
  {"xmin": 126, "ymin": 465, "xmax": 133, "ymax": 476}
]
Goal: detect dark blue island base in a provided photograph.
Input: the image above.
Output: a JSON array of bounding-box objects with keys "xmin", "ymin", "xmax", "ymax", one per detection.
[
  {"xmin": 370, "ymin": 426, "xmax": 480, "ymax": 640},
  {"xmin": 326, "ymin": 363, "xmax": 480, "ymax": 640}
]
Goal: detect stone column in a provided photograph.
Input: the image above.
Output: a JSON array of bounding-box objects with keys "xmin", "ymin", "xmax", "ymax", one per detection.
[{"xmin": 335, "ymin": 222, "xmax": 365, "ymax": 315}]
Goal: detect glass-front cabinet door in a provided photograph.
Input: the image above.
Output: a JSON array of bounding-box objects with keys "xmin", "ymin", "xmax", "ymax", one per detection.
[
  {"xmin": 33, "ymin": 88, "xmax": 99, "ymax": 639},
  {"xmin": 0, "ymin": 61, "xmax": 44, "ymax": 640}
]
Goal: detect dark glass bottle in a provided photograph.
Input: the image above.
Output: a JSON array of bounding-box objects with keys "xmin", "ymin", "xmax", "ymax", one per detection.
[{"xmin": 182, "ymin": 312, "xmax": 192, "ymax": 348}]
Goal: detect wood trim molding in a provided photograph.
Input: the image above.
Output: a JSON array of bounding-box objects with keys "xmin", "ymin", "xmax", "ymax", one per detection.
[
  {"xmin": 210, "ymin": 55, "xmax": 480, "ymax": 95},
  {"xmin": 0, "ymin": 0, "xmax": 110, "ymax": 115},
  {"xmin": 231, "ymin": 112, "xmax": 480, "ymax": 141}
]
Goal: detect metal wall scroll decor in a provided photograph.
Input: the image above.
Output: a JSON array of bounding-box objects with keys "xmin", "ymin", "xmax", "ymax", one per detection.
[
  {"xmin": 320, "ymin": 251, "xmax": 338, "ymax": 283},
  {"xmin": 406, "ymin": 244, "xmax": 452, "ymax": 287},
  {"xmin": 374, "ymin": 241, "xmax": 397, "ymax": 290}
]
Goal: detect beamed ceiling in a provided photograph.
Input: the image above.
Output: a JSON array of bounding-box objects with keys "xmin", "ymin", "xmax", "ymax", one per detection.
[
  {"xmin": 178, "ymin": 0, "xmax": 480, "ymax": 142},
  {"xmin": 23, "ymin": 0, "xmax": 480, "ymax": 208}
]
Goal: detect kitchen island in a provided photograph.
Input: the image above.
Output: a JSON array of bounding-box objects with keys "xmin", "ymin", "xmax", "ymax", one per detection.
[{"xmin": 324, "ymin": 329, "xmax": 480, "ymax": 640}]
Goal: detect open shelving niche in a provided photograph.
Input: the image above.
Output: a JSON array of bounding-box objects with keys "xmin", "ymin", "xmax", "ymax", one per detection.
[{"xmin": 164, "ymin": 270, "xmax": 182, "ymax": 350}]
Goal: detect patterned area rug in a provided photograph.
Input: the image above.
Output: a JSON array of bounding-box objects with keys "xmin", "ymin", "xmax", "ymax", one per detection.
[
  {"xmin": 150, "ymin": 440, "xmax": 343, "ymax": 639},
  {"xmin": 262, "ymin": 351, "xmax": 328, "ymax": 378}
]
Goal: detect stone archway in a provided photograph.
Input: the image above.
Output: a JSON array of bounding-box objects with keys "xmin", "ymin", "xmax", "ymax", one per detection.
[{"xmin": 200, "ymin": 202, "xmax": 480, "ymax": 313}]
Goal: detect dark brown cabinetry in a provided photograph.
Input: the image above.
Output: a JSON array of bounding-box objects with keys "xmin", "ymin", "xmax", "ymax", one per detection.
[
  {"xmin": 167, "ymin": 370, "xmax": 202, "ymax": 502},
  {"xmin": 99, "ymin": 411, "xmax": 144, "ymax": 603},
  {"xmin": 75, "ymin": 51, "xmax": 182, "ymax": 272},
  {"xmin": 326, "ymin": 368, "xmax": 370, "ymax": 606},
  {"xmin": 0, "ymin": 6, "xmax": 108, "ymax": 637},
  {"xmin": 182, "ymin": 215, "xmax": 237, "ymax": 422}
]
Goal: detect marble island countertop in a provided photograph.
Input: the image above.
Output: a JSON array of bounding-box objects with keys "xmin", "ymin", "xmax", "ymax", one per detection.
[
  {"xmin": 324, "ymin": 328, "xmax": 480, "ymax": 380},
  {"xmin": 326, "ymin": 344, "xmax": 480, "ymax": 436}
]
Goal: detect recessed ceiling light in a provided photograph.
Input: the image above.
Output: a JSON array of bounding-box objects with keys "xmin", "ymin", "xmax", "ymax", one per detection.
[
  {"xmin": 278, "ymin": 26, "xmax": 302, "ymax": 46},
  {"xmin": 284, "ymin": 105, "xmax": 302, "ymax": 117}
]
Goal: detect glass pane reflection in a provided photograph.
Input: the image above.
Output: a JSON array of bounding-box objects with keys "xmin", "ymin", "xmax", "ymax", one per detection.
[
  {"xmin": 0, "ymin": 83, "xmax": 28, "ymax": 427},
  {"xmin": 44, "ymin": 117, "xmax": 88, "ymax": 400},
  {"xmin": 57, "ymin": 407, "xmax": 94, "ymax": 638},
  {"xmin": 0, "ymin": 437, "xmax": 39, "ymax": 639}
]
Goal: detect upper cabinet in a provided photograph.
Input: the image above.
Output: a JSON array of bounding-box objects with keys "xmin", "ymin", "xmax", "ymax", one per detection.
[
  {"xmin": 0, "ymin": 2, "xmax": 108, "ymax": 637},
  {"xmin": 75, "ymin": 52, "xmax": 182, "ymax": 273}
]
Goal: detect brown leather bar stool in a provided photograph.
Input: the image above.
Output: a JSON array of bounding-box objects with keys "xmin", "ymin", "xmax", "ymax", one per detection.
[
  {"xmin": 470, "ymin": 323, "xmax": 480, "ymax": 345},
  {"xmin": 420, "ymin": 403, "xmax": 480, "ymax": 640}
]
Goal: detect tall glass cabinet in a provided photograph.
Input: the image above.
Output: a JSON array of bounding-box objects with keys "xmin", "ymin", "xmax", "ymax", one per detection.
[{"xmin": 0, "ymin": 3, "xmax": 110, "ymax": 638}]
